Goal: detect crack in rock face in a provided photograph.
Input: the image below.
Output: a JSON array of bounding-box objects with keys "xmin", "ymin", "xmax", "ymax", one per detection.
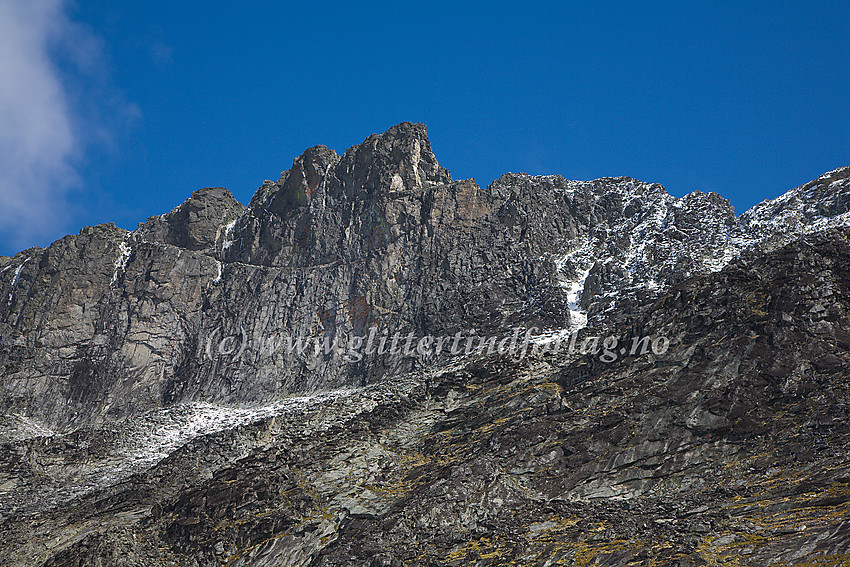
[{"xmin": 0, "ymin": 124, "xmax": 848, "ymax": 566}]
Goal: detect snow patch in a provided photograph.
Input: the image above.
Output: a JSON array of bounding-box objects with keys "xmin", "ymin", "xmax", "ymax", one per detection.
[
  {"xmin": 10, "ymin": 413, "xmax": 55, "ymax": 439},
  {"xmin": 0, "ymin": 389, "xmax": 356, "ymax": 515},
  {"xmin": 111, "ymin": 240, "xmax": 132, "ymax": 286},
  {"xmin": 220, "ymin": 219, "xmax": 237, "ymax": 251},
  {"xmin": 6, "ymin": 257, "xmax": 29, "ymax": 307},
  {"xmin": 213, "ymin": 260, "xmax": 223, "ymax": 283},
  {"xmin": 127, "ymin": 390, "xmax": 351, "ymax": 467},
  {"xmin": 529, "ymin": 327, "xmax": 575, "ymax": 346},
  {"xmin": 10, "ymin": 258, "xmax": 27, "ymax": 288},
  {"xmin": 563, "ymin": 267, "xmax": 590, "ymax": 329}
]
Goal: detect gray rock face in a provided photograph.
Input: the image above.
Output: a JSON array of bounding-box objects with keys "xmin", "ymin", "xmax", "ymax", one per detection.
[
  {"xmin": 4, "ymin": 230, "xmax": 850, "ymax": 566},
  {"xmin": 0, "ymin": 189, "xmax": 242, "ymax": 431},
  {"xmin": 136, "ymin": 187, "xmax": 245, "ymax": 251},
  {"xmin": 0, "ymin": 123, "xmax": 569, "ymax": 432},
  {"xmin": 492, "ymin": 174, "xmax": 751, "ymax": 322},
  {"xmin": 1, "ymin": 124, "xmax": 847, "ymax": 433},
  {"xmin": 742, "ymin": 166, "xmax": 850, "ymax": 239},
  {"xmin": 0, "ymin": 122, "xmax": 849, "ymax": 565}
]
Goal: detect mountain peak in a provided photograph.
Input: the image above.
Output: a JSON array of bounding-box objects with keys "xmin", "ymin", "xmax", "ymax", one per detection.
[
  {"xmin": 261, "ymin": 145, "xmax": 341, "ymax": 215},
  {"xmin": 741, "ymin": 165, "xmax": 850, "ymax": 239},
  {"xmin": 334, "ymin": 121, "xmax": 452, "ymax": 195},
  {"xmin": 3, "ymin": 124, "xmax": 850, "ymax": 565},
  {"xmin": 137, "ymin": 187, "xmax": 244, "ymax": 251}
]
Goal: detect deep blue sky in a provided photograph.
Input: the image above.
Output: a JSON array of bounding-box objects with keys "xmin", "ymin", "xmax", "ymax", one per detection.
[{"xmin": 1, "ymin": 1, "xmax": 848, "ymax": 256}]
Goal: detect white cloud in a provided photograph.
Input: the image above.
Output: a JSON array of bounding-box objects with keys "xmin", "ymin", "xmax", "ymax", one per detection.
[{"xmin": 0, "ymin": 0, "xmax": 134, "ymax": 253}]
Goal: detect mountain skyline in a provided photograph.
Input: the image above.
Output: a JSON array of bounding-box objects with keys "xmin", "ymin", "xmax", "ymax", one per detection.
[
  {"xmin": 1, "ymin": 0, "xmax": 847, "ymax": 256},
  {"xmin": 1, "ymin": 121, "xmax": 845, "ymax": 259},
  {"xmin": 3, "ymin": 122, "xmax": 850, "ymax": 564}
]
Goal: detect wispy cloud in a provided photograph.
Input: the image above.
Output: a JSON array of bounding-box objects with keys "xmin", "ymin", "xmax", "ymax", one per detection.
[{"xmin": 0, "ymin": 0, "xmax": 135, "ymax": 254}]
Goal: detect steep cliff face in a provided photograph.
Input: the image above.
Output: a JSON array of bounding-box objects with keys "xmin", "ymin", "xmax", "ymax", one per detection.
[
  {"xmin": 190, "ymin": 122, "xmax": 574, "ymax": 406},
  {"xmin": 742, "ymin": 166, "xmax": 850, "ymax": 240},
  {"xmin": 4, "ymin": 230, "xmax": 850, "ymax": 567},
  {"xmin": 2, "ymin": 123, "xmax": 845, "ymax": 435},
  {"xmin": 0, "ymin": 123, "xmax": 849, "ymax": 566},
  {"xmin": 1, "ymin": 123, "xmax": 574, "ymax": 432},
  {"xmin": 0, "ymin": 188, "xmax": 244, "ymax": 431}
]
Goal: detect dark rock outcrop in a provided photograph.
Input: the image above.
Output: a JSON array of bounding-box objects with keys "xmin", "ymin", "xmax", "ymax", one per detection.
[
  {"xmin": 136, "ymin": 187, "xmax": 245, "ymax": 251},
  {"xmin": 5, "ymin": 229, "xmax": 850, "ymax": 566},
  {"xmin": 1, "ymin": 123, "xmax": 849, "ymax": 565}
]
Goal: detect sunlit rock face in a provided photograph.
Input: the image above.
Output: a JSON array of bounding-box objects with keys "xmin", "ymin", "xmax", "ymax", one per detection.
[{"xmin": 1, "ymin": 124, "xmax": 849, "ymax": 566}]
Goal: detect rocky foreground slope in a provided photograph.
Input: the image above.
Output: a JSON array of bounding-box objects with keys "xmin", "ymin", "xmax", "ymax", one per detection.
[{"xmin": 1, "ymin": 123, "xmax": 849, "ymax": 565}]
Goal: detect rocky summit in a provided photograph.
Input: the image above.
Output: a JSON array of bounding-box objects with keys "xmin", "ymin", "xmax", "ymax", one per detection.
[{"xmin": 1, "ymin": 123, "xmax": 849, "ymax": 566}]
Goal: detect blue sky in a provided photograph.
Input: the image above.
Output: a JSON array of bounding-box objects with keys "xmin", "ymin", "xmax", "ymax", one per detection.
[{"xmin": 0, "ymin": 1, "xmax": 847, "ymax": 256}]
